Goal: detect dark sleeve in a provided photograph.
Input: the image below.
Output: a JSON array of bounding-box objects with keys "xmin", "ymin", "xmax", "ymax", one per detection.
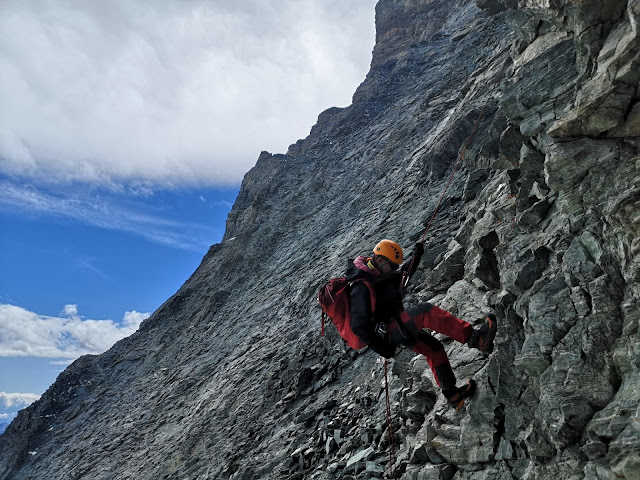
[
  {"xmin": 401, "ymin": 247, "xmax": 424, "ymax": 278},
  {"xmin": 349, "ymin": 282, "xmax": 375, "ymax": 345},
  {"xmin": 349, "ymin": 282, "xmax": 396, "ymax": 358}
]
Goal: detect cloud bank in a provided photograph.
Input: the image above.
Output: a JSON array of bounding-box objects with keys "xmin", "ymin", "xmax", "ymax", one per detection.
[
  {"xmin": 0, "ymin": 0, "xmax": 376, "ymax": 188},
  {"xmin": 0, "ymin": 392, "xmax": 40, "ymax": 411},
  {"xmin": 0, "ymin": 304, "xmax": 149, "ymax": 359},
  {"xmin": 0, "ymin": 392, "xmax": 42, "ymax": 432}
]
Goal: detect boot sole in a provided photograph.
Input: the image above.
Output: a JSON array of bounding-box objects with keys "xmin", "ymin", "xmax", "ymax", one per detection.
[
  {"xmin": 449, "ymin": 379, "xmax": 477, "ymax": 411},
  {"xmin": 479, "ymin": 315, "xmax": 497, "ymax": 353}
]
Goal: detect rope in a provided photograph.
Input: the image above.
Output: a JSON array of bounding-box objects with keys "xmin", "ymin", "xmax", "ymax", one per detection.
[
  {"xmin": 383, "ymin": 54, "xmax": 511, "ymax": 477},
  {"xmin": 402, "ymin": 53, "xmax": 511, "ymax": 291},
  {"xmin": 384, "ymin": 359, "xmax": 395, "ymax": 478},
  {"xmin": 317, "ymin": 52, "xmax": 510, "ymax": 479}
]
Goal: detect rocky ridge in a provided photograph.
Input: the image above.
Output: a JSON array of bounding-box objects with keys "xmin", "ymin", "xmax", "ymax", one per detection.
[{"xmin": 1, "ymin": 0, "xmax": 639, "ymax": 479}]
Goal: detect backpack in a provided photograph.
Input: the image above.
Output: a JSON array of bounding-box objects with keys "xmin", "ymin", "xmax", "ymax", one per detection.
[{"xmin": 318, "ymin": 277, "xmax": 376, "ymax": 350}]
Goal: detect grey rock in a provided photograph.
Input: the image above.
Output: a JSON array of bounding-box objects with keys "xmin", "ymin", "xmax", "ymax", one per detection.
[
  {"xmin": 1, "ymin": 1, "xmax": 639, "ymax": 479},
  {"xmin": 425, "ymin": 240, "xmax": 466, "ymax": 293},
  {"xmin": 519, "ymin": 143, "xmax": 545, "ymax": 173},
  {"xmin": 346, "ymin": 446, "xmax": 375, "ymax": 468},
  {"xmin": 365, "ymin": 460, "xmax": 384, "ymax": 474},
  {"xmin": 545, "ymin": 138, "xmax": 621, "ymax": 192}
]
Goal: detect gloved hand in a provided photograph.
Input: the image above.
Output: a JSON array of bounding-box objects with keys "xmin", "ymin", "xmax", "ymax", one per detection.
[{"xmin": 414, "ymin": 241, "xmax": 424, "ymax": 257}]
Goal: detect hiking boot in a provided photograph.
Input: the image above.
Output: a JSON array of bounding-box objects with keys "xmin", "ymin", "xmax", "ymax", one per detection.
[
  {"xmin": 468, "ymin": 314, "xmax": 497, "ymax": 353},
  {"xmin": 444, "ymin": 379, "xmax": 477, "ymax": 411}
]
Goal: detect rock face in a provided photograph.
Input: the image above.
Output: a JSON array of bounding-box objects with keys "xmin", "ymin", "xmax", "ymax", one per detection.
[{"xmin": 1, "ymin": 0, "xmax": 639, "ymax": 479}]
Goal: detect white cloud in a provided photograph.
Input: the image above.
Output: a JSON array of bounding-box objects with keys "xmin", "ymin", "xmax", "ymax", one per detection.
[
  {"xmin": 0, "ymin": 0, "xmax": 376, "ymax": 188},
  {"xmin": 0, "ymin": 392, "xmax": 40, "ymax": 410},
  {"xmin": 49, "ymin": 360, "xmax": 74, "ymax": 366},
  {"xmin": 0, "ymin": 304, "xmax": 149, "ymax": 359},
  {"xmin": 61, "ymin": 304, "xmax": 79, "ymax": 318},
  {"xmin": 0, "ymin": 392, "xmax": 41, "ymax": 430},
  {"xmin": 123, "ymin": 310, "xmax": 149, "ymax": 328}
]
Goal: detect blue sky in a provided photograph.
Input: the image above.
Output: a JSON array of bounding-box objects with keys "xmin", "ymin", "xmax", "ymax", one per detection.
[
  {"xmin": 0, "ymin": 183, "xmax": 236, "ymax": 394},
  {"xmin": 0, "ymin": 0, "xmax": 376, "ymax": 427}
]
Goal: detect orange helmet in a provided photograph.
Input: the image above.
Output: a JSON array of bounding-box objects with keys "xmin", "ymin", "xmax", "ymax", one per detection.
[{"xmin": 373, "ymin": 239, "xmax": 403, "ymax": 264}]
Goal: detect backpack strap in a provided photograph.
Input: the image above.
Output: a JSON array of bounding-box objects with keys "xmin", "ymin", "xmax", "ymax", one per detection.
[
  {"xmin": 352, "ymin": 279, "xmax": 376, "ymax": 315},
  {"xmin": 347, "ymin": 278, "xmax": 376, "ymax": 328}
]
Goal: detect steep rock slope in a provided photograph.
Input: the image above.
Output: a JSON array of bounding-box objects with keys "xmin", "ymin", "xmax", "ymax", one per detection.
[{"xmin": 1, "ymin": 1, "xmax": 638, "ymax": 479}]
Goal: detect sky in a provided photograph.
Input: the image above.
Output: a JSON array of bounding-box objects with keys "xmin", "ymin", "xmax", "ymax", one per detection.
[{"xmin": 0, "ymin": 0, "xmax": 377, "ymax": 427}]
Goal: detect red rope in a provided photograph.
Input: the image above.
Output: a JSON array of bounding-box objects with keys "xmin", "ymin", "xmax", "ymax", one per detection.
[
  {"xmin": 384, "ymin": 359, "xmax": 395, "ymax": 478},
  {"xmin": 402, "ymin": 54, "xmax": 511, "ymax": 291},
  {"xmin": 384, "ymin": 53, "xmax": 510, "ymax": 477}
]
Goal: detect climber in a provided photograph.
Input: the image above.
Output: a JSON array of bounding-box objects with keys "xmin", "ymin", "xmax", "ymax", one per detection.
[{"xmin": 346, "ymin": 239, "xmax": 497, "ymax": 410}]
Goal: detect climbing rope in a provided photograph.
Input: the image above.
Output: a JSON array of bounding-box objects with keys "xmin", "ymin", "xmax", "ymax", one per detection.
[
  {"xmin": 383, "ymin": 52, "xmax": 511, "ymax": 478},
  {"xmin": 402, "ymin": 52, "xmax": 511, "ymax": 291},
  {"xmin": 384, "ymin": 359, "xmax": 395, "ymax": 478}
]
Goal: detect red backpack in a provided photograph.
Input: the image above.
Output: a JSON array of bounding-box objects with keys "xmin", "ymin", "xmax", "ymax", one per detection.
[{"xmin": 318, "ymin": 277, "xmax": 376, "ymax": 350}]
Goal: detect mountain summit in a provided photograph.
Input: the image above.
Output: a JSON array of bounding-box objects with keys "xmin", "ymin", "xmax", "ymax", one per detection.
[{"xmin": 2, "ymin": 0, "xmax": 639, "ymax": 479}]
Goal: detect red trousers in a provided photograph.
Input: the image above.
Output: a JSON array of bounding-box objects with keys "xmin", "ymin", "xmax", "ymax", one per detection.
[{"xmin": 388, "ymin": 303, "xmax": 473, "ymax": 392}]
